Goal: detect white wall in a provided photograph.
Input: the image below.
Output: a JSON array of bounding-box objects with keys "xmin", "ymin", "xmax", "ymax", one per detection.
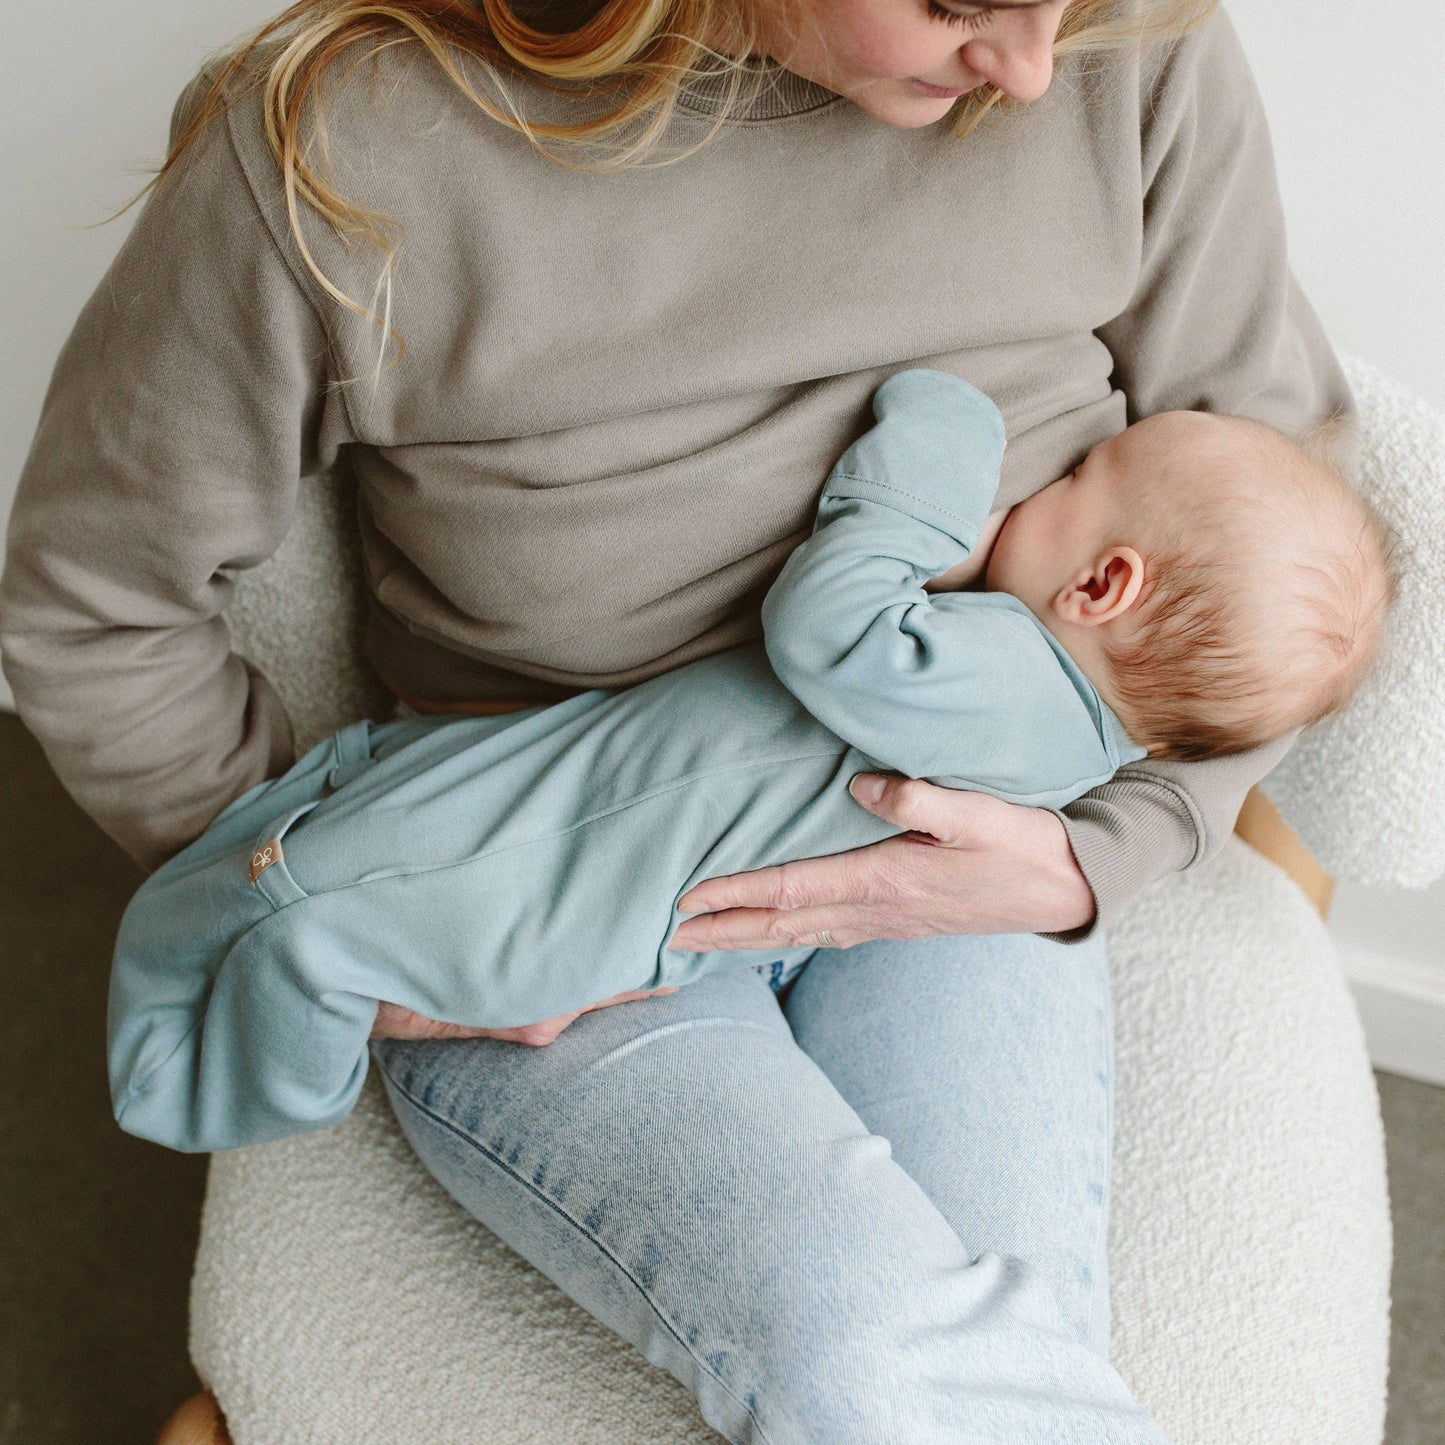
[
  {"xmin": 3, "ymin": 0, "xmax": 279, "ymax": 712},
  {"xmin": 4, "ymin": 0, "xmax": 1444, "ymax": 719},
  {"xmin": 1184, "ymin": 4, "xmax": 1445, "ymax": 1054},
  {"xmin": 1230, "ymin": 1, "xmax": 1445, "ymax": 411}
]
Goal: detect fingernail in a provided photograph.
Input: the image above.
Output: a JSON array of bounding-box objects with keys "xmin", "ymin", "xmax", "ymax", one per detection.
[{"xmin": 850, "ymin": 774, "xmax": 885, "ymax": 805}]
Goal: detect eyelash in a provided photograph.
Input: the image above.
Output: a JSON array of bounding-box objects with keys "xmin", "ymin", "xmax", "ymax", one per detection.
[{"xmin": 926, "ymin": 2, "xmax": 996, "ymax": 30}]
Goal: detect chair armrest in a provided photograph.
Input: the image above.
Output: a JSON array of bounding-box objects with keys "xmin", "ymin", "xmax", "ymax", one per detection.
[
  {"xmin": 226, "ymin": 471, "xmax": 390, "ymax": 753},
  {"xmin": 1264, "ymin": 354, "xmax": 1445, "ymax": 888}
]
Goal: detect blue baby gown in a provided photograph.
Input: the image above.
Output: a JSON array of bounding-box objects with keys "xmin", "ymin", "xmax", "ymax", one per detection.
[{"xmin": 109, "ymin": 370, "xmax": 1143, "ymax": 1151}]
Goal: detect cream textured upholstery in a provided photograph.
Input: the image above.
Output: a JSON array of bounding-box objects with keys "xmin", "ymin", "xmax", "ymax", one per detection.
[
  {"xmin": 192, "ymin": 357, "xmax": 1441, "ymax": 1443},
  {"xmin": 1265, "ymin": 356, "xmax": 1445, "ymax": 885}
]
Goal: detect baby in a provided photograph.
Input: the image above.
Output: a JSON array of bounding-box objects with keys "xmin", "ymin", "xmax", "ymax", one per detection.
[
  {"xmin": 951, "ymin": 405, "xmax": 1391, "ymax": 763},
  {"xmin": 108, "ymin": 371, "xmax": 1393, "ymax": 1152}
]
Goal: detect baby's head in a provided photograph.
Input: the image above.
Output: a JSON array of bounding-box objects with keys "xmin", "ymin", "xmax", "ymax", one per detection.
[{"xmin": 985, "ymin": 411, "xmax": 1395, "ymax": 761}]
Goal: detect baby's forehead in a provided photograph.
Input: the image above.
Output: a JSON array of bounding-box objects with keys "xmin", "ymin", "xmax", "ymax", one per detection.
[
  {"xmin": 1122, "ymin": 409, "xmax": 1265, "ymax": 458},
  {"xmin": 1114, "ymin": 411, "xmax": 1306, "ymax": 493}
]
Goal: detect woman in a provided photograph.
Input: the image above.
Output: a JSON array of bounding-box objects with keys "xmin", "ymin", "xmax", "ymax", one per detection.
[{"xmin": 0, "ymin": 0, "xmax": 1350, "ymax": 1438}]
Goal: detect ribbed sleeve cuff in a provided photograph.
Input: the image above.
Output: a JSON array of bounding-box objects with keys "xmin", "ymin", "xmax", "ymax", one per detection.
[{"xmin": 1041, "ymin": 772, "xmax": 1207, "ymax": 944}]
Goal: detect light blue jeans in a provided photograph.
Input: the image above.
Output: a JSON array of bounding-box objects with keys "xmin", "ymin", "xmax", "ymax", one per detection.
[{"xmin": 372, "ymin": 932, "xmax": 1171, "ymax": 1444}]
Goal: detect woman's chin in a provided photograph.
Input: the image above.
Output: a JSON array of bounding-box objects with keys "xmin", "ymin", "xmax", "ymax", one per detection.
[{"xmin": 850, "ymin": 87, "xmax": 962, "ymax": 128}]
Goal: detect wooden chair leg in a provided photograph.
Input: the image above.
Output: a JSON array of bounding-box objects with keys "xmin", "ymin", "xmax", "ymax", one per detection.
[
  {"xmin": 156, "ymin": 1391, "xmax": 233, "ymax": 1445},
  {"xmin": 1234, "ymin": 785, "xmax": 1336, "ymax": 919}
]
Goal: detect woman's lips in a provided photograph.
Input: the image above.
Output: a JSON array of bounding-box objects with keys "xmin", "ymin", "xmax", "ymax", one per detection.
[{"xmin": 908, "ymin": 78, "xmax": 973, "ymax": 98}]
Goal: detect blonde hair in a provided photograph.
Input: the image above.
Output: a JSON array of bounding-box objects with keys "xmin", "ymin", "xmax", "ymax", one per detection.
[
  {"xmin": 143, "ymin": 0, "xmax": 1219, "ymax": 357},
  {"xmin": 1101, "ymin": 418, "xmax": 1396, "ymax": 762}
]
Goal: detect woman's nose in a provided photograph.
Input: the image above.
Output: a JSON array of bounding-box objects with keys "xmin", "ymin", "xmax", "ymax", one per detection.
[{"xmin": 964, "ymin": 15, "xmax": 1058, "ymax": 103}]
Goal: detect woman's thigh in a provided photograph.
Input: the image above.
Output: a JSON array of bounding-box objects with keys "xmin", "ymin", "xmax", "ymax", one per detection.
[
  {"xmin": 783, "ymin": 929, "xmax": 1115, "ymax": 1354},
  {"xmin": 372, "ymin": 951, "xmax": 1162, "ymax": 1445}
]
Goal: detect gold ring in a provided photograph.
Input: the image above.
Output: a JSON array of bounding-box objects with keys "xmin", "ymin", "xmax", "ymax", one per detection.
[{"xmin": 815, "ymin": 929, "xmax": 835, "ymax": 948}]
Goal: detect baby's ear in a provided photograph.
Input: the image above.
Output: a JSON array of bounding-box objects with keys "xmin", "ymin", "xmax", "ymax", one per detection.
[{"xmin": 1053, "ymin": 547, "xmax": 1146, "ymax": 628}]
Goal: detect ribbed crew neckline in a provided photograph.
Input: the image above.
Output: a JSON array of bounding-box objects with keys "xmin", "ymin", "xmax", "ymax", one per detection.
[{"xmin": 675, "ymin": 61, "xmax": 843, "ymax": 121}]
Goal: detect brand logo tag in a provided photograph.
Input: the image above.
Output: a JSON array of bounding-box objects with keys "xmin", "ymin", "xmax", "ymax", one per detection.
[{"xmin": 250, "ymin": 839, "xmax": 284, "ymax": 884}]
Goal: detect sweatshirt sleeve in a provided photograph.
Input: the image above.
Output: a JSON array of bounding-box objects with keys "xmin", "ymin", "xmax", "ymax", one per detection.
[
  {"xmin": 1056, "ymin": 7, "xmax": 1355, "ymax": 931},
  {"xmin": 0, "ymin": 81, "xmax": 346, "ymax": 871}
]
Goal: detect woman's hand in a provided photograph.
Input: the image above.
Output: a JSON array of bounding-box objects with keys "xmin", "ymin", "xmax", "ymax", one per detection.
[
  {"xmin": 370, "ymin": 988, "xmax": 675, "ymax": 1048},
  {"xmin": 668, "ymin": 774, "xmax": 1095, "ymax": 951}
]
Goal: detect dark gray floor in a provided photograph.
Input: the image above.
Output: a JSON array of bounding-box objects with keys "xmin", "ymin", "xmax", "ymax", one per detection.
[
  {"xmin": 1378, "ymin": 1070, "xmax": 1445, "ymax": 1445},
  {"xmin": 0, "ymin": 713, "xmax": 206, "ymax": 1445},
  {"xmin": 1, "ymin": 710, "xmax": 1440, "ymax": 1443},
  {"xmin": 0, "ymin": 713, "xmax": 206, "ymax": 1443}
]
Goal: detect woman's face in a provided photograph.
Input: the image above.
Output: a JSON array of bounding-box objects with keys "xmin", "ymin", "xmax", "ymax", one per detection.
[{"xmin": 753, "ymin": 0, "xmax": 1069, "ymax": 127}]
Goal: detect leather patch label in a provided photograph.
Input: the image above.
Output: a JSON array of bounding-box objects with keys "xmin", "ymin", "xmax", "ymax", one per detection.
[{"xmin": 249, "ymin": 839, "xmax": 285, "ymax": 885}]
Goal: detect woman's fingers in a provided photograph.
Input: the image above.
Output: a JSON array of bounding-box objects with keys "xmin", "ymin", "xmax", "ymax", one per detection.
[
  {"xmin": 669, "ymin": 902, "xmax": 916, "ymax": 953},
  {"xmin": 482, "ymin": 1009, "xmax": 587, "ymax": 1047},
  {"xmin": 578, "ymin": 987, "xmax": 677, "ymax": 1015},
  {"xmin": 848, "ymin": 772, "xmax": 1016, "ymax": 846},
  {"xmin": 371, "ymin": 1001, "xmax": 499, "ymax": 1040},
  {"xmin": 671, "ymin": 781, "xmax": 1095, "ymax": 949},
  {"xmin": 463, "ymin": 986, "xmax": 678, "ymax": 1045},
  {"xmin": 674, "ymin": 777, "xmax": 1012, "ymax": 919},
  {"xmin": 669, "ymin": 841, "xmax": 913, "ymax": 952},
  {"xmin": 670, "ymin": 775, "xmax": 978, "ymax": 925},
  {"xmin": 371, "ymin": 988, "xmax": 677, "ymax": 1043},
  {"xmin": 676, "ymin": 842, "xmax": 877, "ymax": 916}
]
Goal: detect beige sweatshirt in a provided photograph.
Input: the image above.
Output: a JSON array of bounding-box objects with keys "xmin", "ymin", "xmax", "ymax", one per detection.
[{"xmin": 0, "ymin": 9, "xmax": 1344, "ymax": 925}]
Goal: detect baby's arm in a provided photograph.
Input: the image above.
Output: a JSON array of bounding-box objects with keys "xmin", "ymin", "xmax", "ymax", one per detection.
[
  {"xmin": 924, "ymin": 507, "xmax": 1010, "ymax": 593},
  {"xmin": 764, "ymin": 367, "xmax": 1003, "ymax": 628},
  {"xmin": 762, "ymin": 370, "xmax": 1129, "ymax": 805},
  {"xmin": 762, "ymin": 370, "xmax": 1000, "ymax": 765},
  {"xmin": 761, "ymin": 370, "xmax": 1003, "ymax": 751}
]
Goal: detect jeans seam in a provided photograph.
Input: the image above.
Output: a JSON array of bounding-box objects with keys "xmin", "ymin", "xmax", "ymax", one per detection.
[{"xmin": 376, "ymin": 1054, "xmax": 780, "ymax": 1445}]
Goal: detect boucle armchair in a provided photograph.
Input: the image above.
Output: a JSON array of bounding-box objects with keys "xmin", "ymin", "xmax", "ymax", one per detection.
[{"xmin": 164, "ymin": 356, "xmax": 1443, "ymax": 1444}]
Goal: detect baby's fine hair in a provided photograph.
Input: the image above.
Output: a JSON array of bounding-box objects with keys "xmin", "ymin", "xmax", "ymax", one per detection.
[{"xmin": 1101, "ymin": 415, "xmax": 1395, "ymax": 763}]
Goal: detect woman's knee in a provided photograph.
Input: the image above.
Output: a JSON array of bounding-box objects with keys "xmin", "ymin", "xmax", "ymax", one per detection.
[{"xmin": 784, "ymin": 931, "xmax": 1115, "ymax": 1354}]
